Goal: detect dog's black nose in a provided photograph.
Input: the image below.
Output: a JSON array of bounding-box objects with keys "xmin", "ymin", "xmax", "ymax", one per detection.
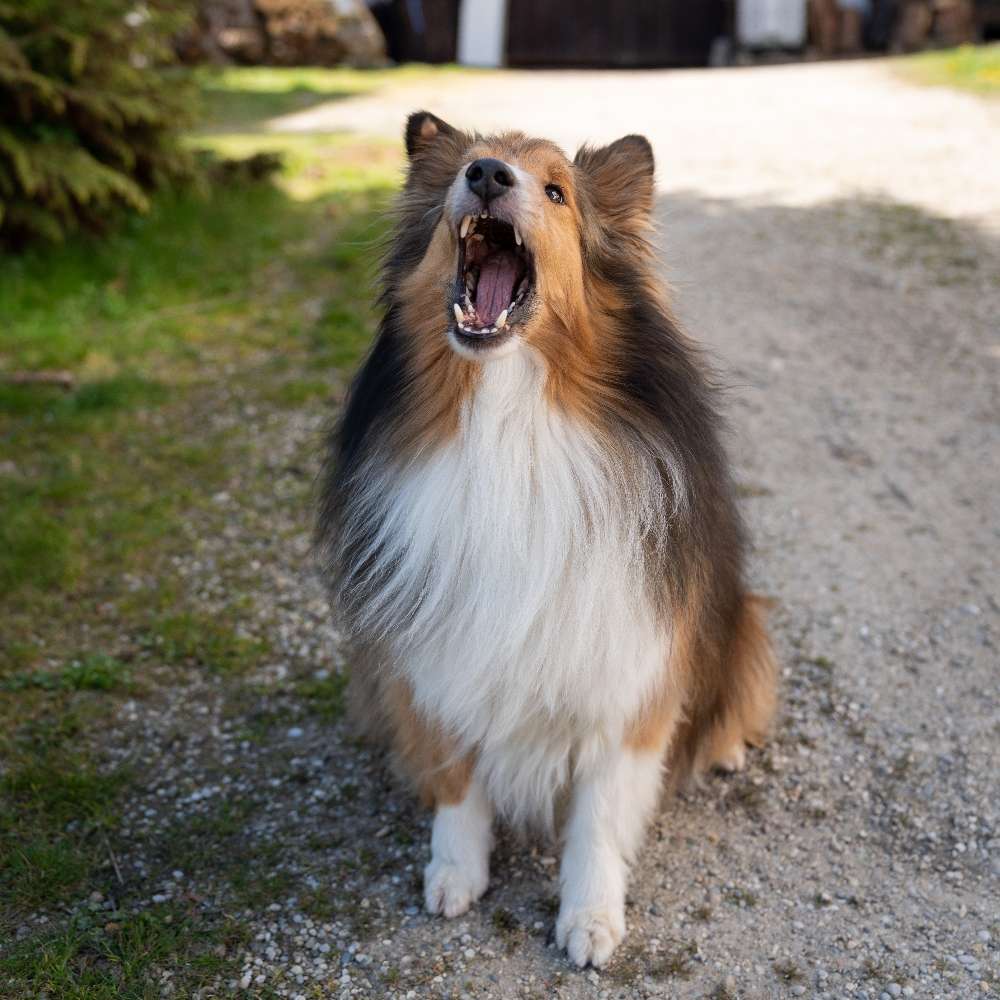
[{"xmin": 465, "ymin": 158, "xmax": 515, "ymax": 204}]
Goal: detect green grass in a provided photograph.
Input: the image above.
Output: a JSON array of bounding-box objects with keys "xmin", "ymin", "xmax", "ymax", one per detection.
[
  {"xmin": 296, "ymin": 670, "xmax": 349, "ymax": 721},
  {"xmin": 1, "ymin": 654, "xmax": 132, "ymax": 693},
  {"xmin": 0, "ymin": 905, "xmax": 250, "ymax": 1000},
  {"xmin": 0, "ymin": 125, "xmax": 398, "ymax": 652},
  {"xmin": 145, "ymin": 611, "xmax": 270, "ymax": 675},
  {"xmin": 0, "ymin": 65, "xmax": 415, "ymax": 990},
  {"xmin": 0, "ymin": 410, "xmax": 233, "ymax": 620},
  {"xmin": 898, "ymin": 43, "xmax": 1000, "ymax": 95},
  {"xmin": 1, "ymin": 183, "xmax": 312, "ymax": 373},
  {"xmin": 1, "ymin": 734, "xmax": 129, "ymax": 914}
]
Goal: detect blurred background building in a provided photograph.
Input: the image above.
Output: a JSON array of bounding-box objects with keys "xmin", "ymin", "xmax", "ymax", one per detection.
[
  {"xmin": 369, "ymin": 0, "xmax": 997, "ymax": 67},
  {"xmin": 175, "ymin": 0, "xmax": 1000, "ymax": 69}
]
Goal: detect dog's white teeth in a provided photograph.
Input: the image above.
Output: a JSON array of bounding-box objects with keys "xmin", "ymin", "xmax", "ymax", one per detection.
[
  {"xmin": 480, "ymin": 210, "xmax": 488, "ymax": 219},
  {"xmin": 460, "ymin": 215, "xmax": 471, "ymax": 239},
  {"xmin": 496, "ymin": 309, "xmax": 508, "ymax": 329},
  {"xmin": 453, "ymin": 303, "xmax": 463, "ymax": 324},
  {"xmin": 514, "ymin": 226, "xmax": 522, "ymax": 246}
]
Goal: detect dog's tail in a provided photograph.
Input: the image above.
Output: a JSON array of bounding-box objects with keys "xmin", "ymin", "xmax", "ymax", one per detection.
[{"xmin": 668, "ymin": 594, "xmax": 778, "ymax": 789}]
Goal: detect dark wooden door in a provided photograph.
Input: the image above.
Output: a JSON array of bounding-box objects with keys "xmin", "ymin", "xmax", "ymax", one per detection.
[
  {"xmin": 375, "ymin": 0, "xmax": 460, "ymax": 62},
  {"xmin": 506, "ymin": 0, "xmax": 727, "ymax": 67}
]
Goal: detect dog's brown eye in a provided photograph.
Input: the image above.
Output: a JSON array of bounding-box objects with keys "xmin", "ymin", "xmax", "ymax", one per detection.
[{"xmin": 545, "ymin": 184, "xmax": 565, "ymax": 205}]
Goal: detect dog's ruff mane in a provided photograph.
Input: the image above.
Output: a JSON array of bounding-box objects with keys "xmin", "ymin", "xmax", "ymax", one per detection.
[{"xmin": 337, "ymin": 348, "xmax": 680, "ymax": 829}]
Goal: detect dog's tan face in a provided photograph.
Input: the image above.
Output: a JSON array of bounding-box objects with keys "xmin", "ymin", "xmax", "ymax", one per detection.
[
  {"xmin": 442, "ymin": 136, "xmax": 585, "ymax": 359},
  {"xmin": 399, "ymin": 112, "xmax": 657, "ymax": 365}
]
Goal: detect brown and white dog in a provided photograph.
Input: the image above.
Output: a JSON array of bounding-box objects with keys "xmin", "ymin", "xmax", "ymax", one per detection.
[{"xmin": 319, "ymin": 112, "xmax": 777, "ymax": 968}]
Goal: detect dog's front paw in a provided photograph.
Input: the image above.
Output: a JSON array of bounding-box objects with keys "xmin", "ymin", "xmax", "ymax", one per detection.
[
  {"xmin": 555, "ymin": 904, "xmax": 625, "ymax": 968},
  {"xmin": 424, "ymin": 857, "xmax": 488, "ymax": 918},
  {"xmin": 711, "ymin": 740, "xmax": 747, "ymax": 773}
]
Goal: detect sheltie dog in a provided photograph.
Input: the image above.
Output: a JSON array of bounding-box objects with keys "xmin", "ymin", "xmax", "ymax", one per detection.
[{"xmin": 319, "ymin": 112, "xmax": 777, "ymax": 968}]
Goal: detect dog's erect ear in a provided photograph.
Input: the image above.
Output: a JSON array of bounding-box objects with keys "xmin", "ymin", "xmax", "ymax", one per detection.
[
  {"xmin": 574, "ymin": 135, "xmax": 655, "ymax": 231},
  {"xmin": 405, "ymin": 111, "xmax": 461, "ymax": 159}
]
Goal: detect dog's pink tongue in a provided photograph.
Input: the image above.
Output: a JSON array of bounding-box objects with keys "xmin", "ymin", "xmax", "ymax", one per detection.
[{"xmin": 476, "ymin": 252, "xmax": 519, "ymax": 325}]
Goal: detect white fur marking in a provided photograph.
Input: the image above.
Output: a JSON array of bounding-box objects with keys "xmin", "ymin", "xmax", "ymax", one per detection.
[
  {"xmin": 424, "ymin": 778, "xmax": 493, "ymax": 918},
  {"xmin": 557, "ymin": 747, "xmax": 663, "ymax": 967},
  {"xmin": 447, "ymin": 329, "xmax": 522, "ymax": 361},
  {"xmin": 342, "ymin": 351, "xmax": 682, "ymax": 831}
]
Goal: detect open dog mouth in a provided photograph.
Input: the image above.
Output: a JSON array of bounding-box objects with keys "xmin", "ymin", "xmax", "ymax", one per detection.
[{"xmin": 451, "ymin": 212, "xmax": 534, "ymax": 347}]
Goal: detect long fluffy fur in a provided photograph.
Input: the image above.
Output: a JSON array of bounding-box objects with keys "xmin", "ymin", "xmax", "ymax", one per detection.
[
  {"xmin": 318, "ymin": 115, "xmax": 777, "ymax": 832},
  {"xmin": 335, "ymin": 350, "xmax": 673, "ymax": 830}
]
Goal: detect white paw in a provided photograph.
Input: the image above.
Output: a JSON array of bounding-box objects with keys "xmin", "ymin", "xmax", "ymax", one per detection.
[
  {"xmin": 424, "ymin": 858, "xmax": 488, "ymax": 918},
  {"xmin": 555, "ymin": 905, "xmax": 626, "ymax": 968}
]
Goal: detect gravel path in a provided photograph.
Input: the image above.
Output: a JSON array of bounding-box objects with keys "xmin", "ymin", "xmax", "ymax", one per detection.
[{"xmin": 35, "ymin": 62, "xmax": 999, "ymax": 999}]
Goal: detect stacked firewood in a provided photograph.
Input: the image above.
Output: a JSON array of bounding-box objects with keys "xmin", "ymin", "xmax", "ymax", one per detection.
[
  {"xmin": 809, "ymin": 0, "xmax": 976, "ymax": 56},
  {"xmin": 175, "ymin": 0, "xmax": 387, "ymax": 66}
]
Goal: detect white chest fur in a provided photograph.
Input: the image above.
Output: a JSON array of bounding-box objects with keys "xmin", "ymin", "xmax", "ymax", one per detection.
[{"xmin": 351, "ymin": 352, "xmax": 672, "ymax": 829}]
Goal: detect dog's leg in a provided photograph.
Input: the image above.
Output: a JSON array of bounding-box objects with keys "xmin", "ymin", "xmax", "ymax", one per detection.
[
  {"xmin": 381, "ymin": 678, "xmax": 492, "ymax": 917},
  {"xmin": 424, "ymin": 776, "xmax": 493, "ymax": 918},
  {"xmin": 556, "ymin": 744, "xmax": 664, "ymax": 967}
]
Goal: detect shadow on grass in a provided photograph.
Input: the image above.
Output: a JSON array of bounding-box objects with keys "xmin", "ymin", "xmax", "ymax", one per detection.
[
  {"xmin": 191, "ymin": 64, "xmax": 478, "ymax": 133},
  {"xmin": 197, "ymin": 84, "xmax": 360, "ymax": 133}
]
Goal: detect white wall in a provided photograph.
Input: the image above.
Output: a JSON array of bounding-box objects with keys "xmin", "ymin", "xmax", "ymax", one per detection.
[
  {"xmin": 737, "ymin": 0, "xmax": 807, "ymax": 48},
  {"xmin": 456, "ymin": 0, "xmax": 508, "ymax": 67}
]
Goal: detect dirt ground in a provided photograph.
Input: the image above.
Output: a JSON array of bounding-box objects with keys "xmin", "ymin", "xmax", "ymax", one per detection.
[
  {"xmin": 17, "ymin": 60, "xmax": 999, "ymax": 999},
  {"xmin": 274, "ymin": 59, "xmax": 1000, "ymax": 229}
]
